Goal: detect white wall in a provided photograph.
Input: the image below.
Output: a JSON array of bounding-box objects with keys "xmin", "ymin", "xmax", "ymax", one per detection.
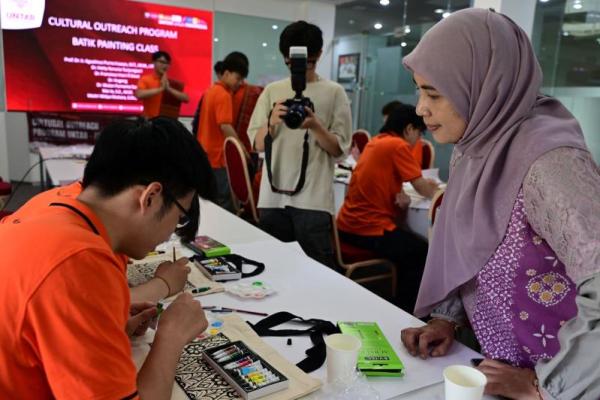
[
  {"xmin": 472, "ymin": 0, "xmax": 536, "ymax": 38},
  {"xmin": 0, "ymin": 0, "xmax": 337, "ymax": 182}
]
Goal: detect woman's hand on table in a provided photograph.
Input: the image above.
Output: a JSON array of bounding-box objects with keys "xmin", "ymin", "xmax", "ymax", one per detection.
[
  {"xmin": 478, "ymin": 359, "xmax": 541, "ymax": 400},
  {"xmin": 401, "ymin": 318, "xmax": 455, "ymax": 359}
]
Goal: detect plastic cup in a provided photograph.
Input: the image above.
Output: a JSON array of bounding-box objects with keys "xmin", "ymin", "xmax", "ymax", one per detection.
[
  {"xmin": 325, "ymin": 333, "xmax": 362, "ymax": 384},
  {"xmin": 443, "ymin": 365, "xmax": 487, "ymax": 400}
]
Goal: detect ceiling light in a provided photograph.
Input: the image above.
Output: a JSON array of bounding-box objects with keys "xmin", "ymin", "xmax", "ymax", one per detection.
[
  {"xmin": 272, "ymin": 24, "xmax": 278, "ymax": 30},
  {"xmin": 262, "ymin": 42, "xmax": 268, "ymax": 47},
  {"xmin": 214, "ymin": 37, "xmax": 219, "ymax": 42},
  {"xmin": 434, "ymin": 8, "xmax": 445, "ymax": 14},
  {"xmin": 442, "ymin": 11, "xmax": 451, "ymax": 18},
  {"xmin": 563, "ymin": 30, "xmax": 570, "ymax": 36},
  {"xmin": 374, "ymin": 22, "xmax": 383, "ymax": 30},
  {"xmin": 404, "ymin": 25, "xmax": 411, "ymax": 34},
  {"xmin": 539, "ymin": 0, "xmax": 550, "ymax": 2},
  {"xmin": 380, "ymin": 0, "xmax": 390, "ymax": 5},
  {"xmin": 349, "ymin": 19, "xmax": 355, "ymax": 25},
  {"xmin": 401, "ymin": 41, "xmax": 407, "ymax": 47},
  {"xmin": 573, "ymin": 2, "xmax": 583, "ymax": 9}
]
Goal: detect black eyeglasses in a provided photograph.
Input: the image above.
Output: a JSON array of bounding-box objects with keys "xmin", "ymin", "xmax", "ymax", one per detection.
[{"xmin": 163, "ymin": 190, "xmax": 193, "ymax": 229}]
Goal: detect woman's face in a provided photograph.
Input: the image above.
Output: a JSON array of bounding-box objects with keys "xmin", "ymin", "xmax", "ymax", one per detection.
[{"xmin": 414, "ymin": 73, "xmax": 467, "ymax": 144}]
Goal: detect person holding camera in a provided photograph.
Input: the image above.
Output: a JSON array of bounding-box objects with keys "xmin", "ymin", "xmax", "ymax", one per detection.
[{"xmin": 248, "ymin": 21, "xmax": 352, "ymax": 268}]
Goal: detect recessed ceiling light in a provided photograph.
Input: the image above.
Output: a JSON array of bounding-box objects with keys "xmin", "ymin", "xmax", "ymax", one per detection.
[
  {"xmin": 540, "ymin": 0, "xmax": 550, "ymax": 2},
  {"xmin": 380, "ymin": 0, "xmax": 390, "ymax": 5},
  {"xmin": 401, "ymin": 42, "xmax": 407, "ymax": 47},
  {"xmin": 272, "ymin": 25, "xmax": 278, "ymax": 30},
  {"xmin": 262, "ymin": 42, "xmax": 268, "ymax": 47},
  {"xmin": 573, "ymin": 2, "xmax": 583, "ymax": 9},
  {"xmin": 434, "ymin": 8, "xmax": 445, "ymax": 14},
  {"xmin": 374, "ymin": 22, "xmax": 383, "ymax": 30},
  {"xmin": 563, "ymin": 30, "xmax": 570, "ymax": 36},
  {"xmin": 404, "ymin": 25, "xmax": 411, "ymax": 34},
  {"xmin": 214, "ymin": 37, "xmax": 219, "ymax": 42},
  {"xmin": 349, "ymin": 19, "xmax": 355, "ymax": 25},
  {"xmin": 442, "ymin": 11, "xmax": 451, "ymax": 18}
]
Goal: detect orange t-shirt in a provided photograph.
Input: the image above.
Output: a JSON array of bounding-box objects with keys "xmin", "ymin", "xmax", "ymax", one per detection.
[
  {"xmin": 1, "ymin": 182, "xmax": 129, "ymax": 266},
  {"xmin": 337, "ymin": 133, "xmax": 422, "ymax": 236},
  {"xmin": 137, "ymin": 72, "xmax": 162, "ymax": 118},
  {"xmin": 411, "ymin": 139, "xmax": 424, "ymax": 169},
  {"xmin": 197, "ymin": 81, "xmax": 233, "ymax": 168},
  {"xmin": 0, "ymin": 198, "xmax": 139, "ymax": 399}
]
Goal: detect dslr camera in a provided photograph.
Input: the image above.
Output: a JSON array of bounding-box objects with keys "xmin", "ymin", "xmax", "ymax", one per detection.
[{"xmin": 282, "ymin": 46, "xmax": 314, "ymax": 130}]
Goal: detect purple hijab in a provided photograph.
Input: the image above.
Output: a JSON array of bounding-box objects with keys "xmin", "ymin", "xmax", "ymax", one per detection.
[{"xmin": 403, "ymin": 8, "xmax": 588, "ymax": 317}]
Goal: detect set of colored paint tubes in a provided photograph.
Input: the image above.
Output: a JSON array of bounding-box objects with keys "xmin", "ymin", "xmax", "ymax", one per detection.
[{"xmin": 203, "ymin": 340, "xmax": 289, "ymax": 399}]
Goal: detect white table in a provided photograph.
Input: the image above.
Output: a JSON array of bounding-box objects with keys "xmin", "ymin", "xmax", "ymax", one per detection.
[
  {"xmin": 162, "ymin": 200, "xmax": 497, "ymax": 399},
  {"xmin": 37, "ymin": 145, "xmax": 93, "ymax": 188}
]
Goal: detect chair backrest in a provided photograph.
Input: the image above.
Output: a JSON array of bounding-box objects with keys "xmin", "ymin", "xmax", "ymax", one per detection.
[
  {"xmin": 351, "ymin": 130, "xmax": 371, "ymax": 154},
  {"xmin": 223, "ymin": 137, "xmax": 259, "ymax": 224},
  {"xmin": 428, "ymin": 188, "xmax": 445, "ymax": 238},
  {"xmin": 331, "ymin": 217, "xmax": 347, "ymax": 268},
  {"xmin": 421, "ymin": 139, "xmax": 435, "ymax": 169}
]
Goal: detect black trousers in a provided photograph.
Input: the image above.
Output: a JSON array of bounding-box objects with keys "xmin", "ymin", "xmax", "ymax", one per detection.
[
  {"xmin": 259, "ymin": 207, "xmax": 335, "ymax": 269},
  {"xmin": 338, "ymin": 228, "xmax": 428, "ymax": 313}
]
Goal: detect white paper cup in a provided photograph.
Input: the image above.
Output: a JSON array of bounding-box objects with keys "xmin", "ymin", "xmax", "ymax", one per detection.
[
  {"xmin": 443, "ymin": 365, "xmax": 487, "ymax": 400},
  {"xmin": 325, "ymin": 333, "xmax": 362, "ymax": 383}
]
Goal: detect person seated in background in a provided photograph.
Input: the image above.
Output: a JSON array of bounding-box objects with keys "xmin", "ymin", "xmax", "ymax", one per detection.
[
  {"xmin": 0, "ymin": 118, "xmax": 214, "ymax": 399},
  {"xmin": 0, "ymin": 180, "xmax": 193, "ymax": 304},
  {"xmin": 399, "ymin": 9, "xmax": 600, "ymax": 400},
  {"xmin": 336, "ymin": 104, "xmax": 438, "ymax": 311},
  {"xmin": 135, "ymin": 50, "xmax": 190, "ymax": 119},
  {"xmin": 382, "ymin": 100, "xmax": 429, "ymax": 168},
  {"xmin": 197, "ymin": 55, "xmax": 249, "ymax": 212}
]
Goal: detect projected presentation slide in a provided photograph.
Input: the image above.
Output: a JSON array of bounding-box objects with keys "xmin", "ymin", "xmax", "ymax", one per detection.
[{"xmin": 1, "ymin": 0, "xmax": 212, "ymax": 116}]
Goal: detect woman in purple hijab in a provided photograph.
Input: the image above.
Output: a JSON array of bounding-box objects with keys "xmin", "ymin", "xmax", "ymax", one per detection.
[{"xmin": 399, "ymin": 8, "xmax": 600, "ymax": 400}]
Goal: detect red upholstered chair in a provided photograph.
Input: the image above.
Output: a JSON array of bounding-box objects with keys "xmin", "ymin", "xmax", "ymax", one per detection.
[
  {"xmin": 421, "ymin": 139, "xmax": 435, "ymax": 169},
  {"xmin": 331, "ymin": 218, "xmax": 397, "ymax": 297},
  {"xmin": 351, "ymin": 130, "xmax": 371, "ymax": 154},
  {"xmin": 223, "ymin": 136, "xmax": 259, "ymax": 224},
  {"xmin": 0, "ymin": 177, "xmax": 12, "ymax": 213},
  {"xmin": 428, "ymin": 188, "xmax": 445, "ymax": 239}
]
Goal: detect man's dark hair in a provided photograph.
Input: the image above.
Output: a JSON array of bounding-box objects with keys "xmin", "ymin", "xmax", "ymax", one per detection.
[
  {"xmin": 152, "ymin": 50, "xmax": 171, "ymax": 62},
  {"xmin": 213, "ymin": 61, "xmax": 224, "ymax": 76},
  {"xmin": 82, "ymin": 117, "xmax": 215, "ymax": 241},
  {"xmin": 225, "ymin": 51, "xmax": 249, "ymax": 67},
  {"xmin": 222, "ymin": 56, "xmax": 248, "ymax": 78},
  {"xmin": 382, "ymin": 100, "xmax": 403, "ymax": 117},
  {"xmin": 279, "ymin": 20, "xmax": 323, "ymax": 58},
  {"xmin": 381, "ymin": 104, "xmax": 426, "ymax": 136}
]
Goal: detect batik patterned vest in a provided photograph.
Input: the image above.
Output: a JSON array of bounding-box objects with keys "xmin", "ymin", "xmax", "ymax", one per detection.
[{"xmin": 469, "ymin": 190, "xmax": 577, "ymax": 369}]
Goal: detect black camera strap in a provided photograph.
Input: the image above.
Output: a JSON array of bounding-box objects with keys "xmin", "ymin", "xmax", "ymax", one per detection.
[
  {"xmin": 249, "ymin": 311, "xmax": 340, "ymax": 373},
  {"xmin": 264, "ymin": 109, "xmax": 309, "ymax": 196}
]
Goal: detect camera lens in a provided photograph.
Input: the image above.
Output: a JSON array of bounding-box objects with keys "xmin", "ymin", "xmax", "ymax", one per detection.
[{"xmin": 284, "ymin": 103, "xmax": 306, "ymax": 129}]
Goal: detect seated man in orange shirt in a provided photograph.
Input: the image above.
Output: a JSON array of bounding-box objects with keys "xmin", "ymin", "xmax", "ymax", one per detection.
[
  {"xmin": 197, "ymin": 56, "xmax": 249, "ymax": 211},
  {"xmin": 382, "ymin": 100, "xmax": 427, "ymax": 168},
  {"xmin": 337, "ymin": 104, "xmax": 438, "ymax": 312},
  {"xmin": 1, "ymin": 181, "xmax": 192, "ymax": 304},
  {"xmin": 0, "ymin": 118, "xmax": 214, "ymax": 399},
  {"xmin": 135, "ymin": 50, "xmax": 189, "ymax": 119}
]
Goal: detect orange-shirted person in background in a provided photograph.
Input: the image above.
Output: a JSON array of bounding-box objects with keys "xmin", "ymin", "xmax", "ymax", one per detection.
[
  {"xmin": 135, "ymin": 50, "xmax": 189, "ymax": 119},
  {"xmin": 382, "ymin": 100, "xmax": 426, "ymax": 168},
  {"xmin": 0, "ymin": 180, "xmax": 192, "ymax": 304},
  {"xmin": 337, "ymin": 104, "xmax": 438, "ymax": 312},
  {"xmin": 197, "ymin": 55, "xmax": 249, "ymax": 211},
  {"xmin": 0, "ymin": 118, "xmax": 214, "ymax": 399}
]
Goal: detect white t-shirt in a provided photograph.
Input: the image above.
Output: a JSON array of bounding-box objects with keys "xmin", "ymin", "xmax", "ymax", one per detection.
[{"xmin": 248, "ymin": 77, "xmax": 352, "ymax": 214}]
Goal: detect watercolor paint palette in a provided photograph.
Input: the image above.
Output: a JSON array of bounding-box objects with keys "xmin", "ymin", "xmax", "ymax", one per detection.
[{"xmin": 203, "ymin": 340, "xmax": 288, "ymax": 399}]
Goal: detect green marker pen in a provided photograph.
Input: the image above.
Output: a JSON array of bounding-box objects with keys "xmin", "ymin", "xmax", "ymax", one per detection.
[
  {"xmin": 191, "ymin": 286, "xmax": 211, "ymax": 294},
  {"xmin": 156, "ymin": 301, "xmax": 164, "ymax": 317}
]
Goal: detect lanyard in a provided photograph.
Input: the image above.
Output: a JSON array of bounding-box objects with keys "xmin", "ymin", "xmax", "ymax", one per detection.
[{"xmin": 49, "ymin": 202, "xmax": 99, "ymax": 235}]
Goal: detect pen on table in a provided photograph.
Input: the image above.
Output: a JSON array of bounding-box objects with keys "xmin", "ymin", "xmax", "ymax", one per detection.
[
  {"xmin": 213, "ymin": 307, "xmax": 269, "ymax": 317},
  {"xmin": 172, "ymin": 247, "xmax": 176, "ymax": 262},
  {"xmin": 190, "ymin": 286, "xmax": 211, "ymax": 295},
  {"xmin": 470, "ymin": 358, "xmax": 510, "ymax": 367}
]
